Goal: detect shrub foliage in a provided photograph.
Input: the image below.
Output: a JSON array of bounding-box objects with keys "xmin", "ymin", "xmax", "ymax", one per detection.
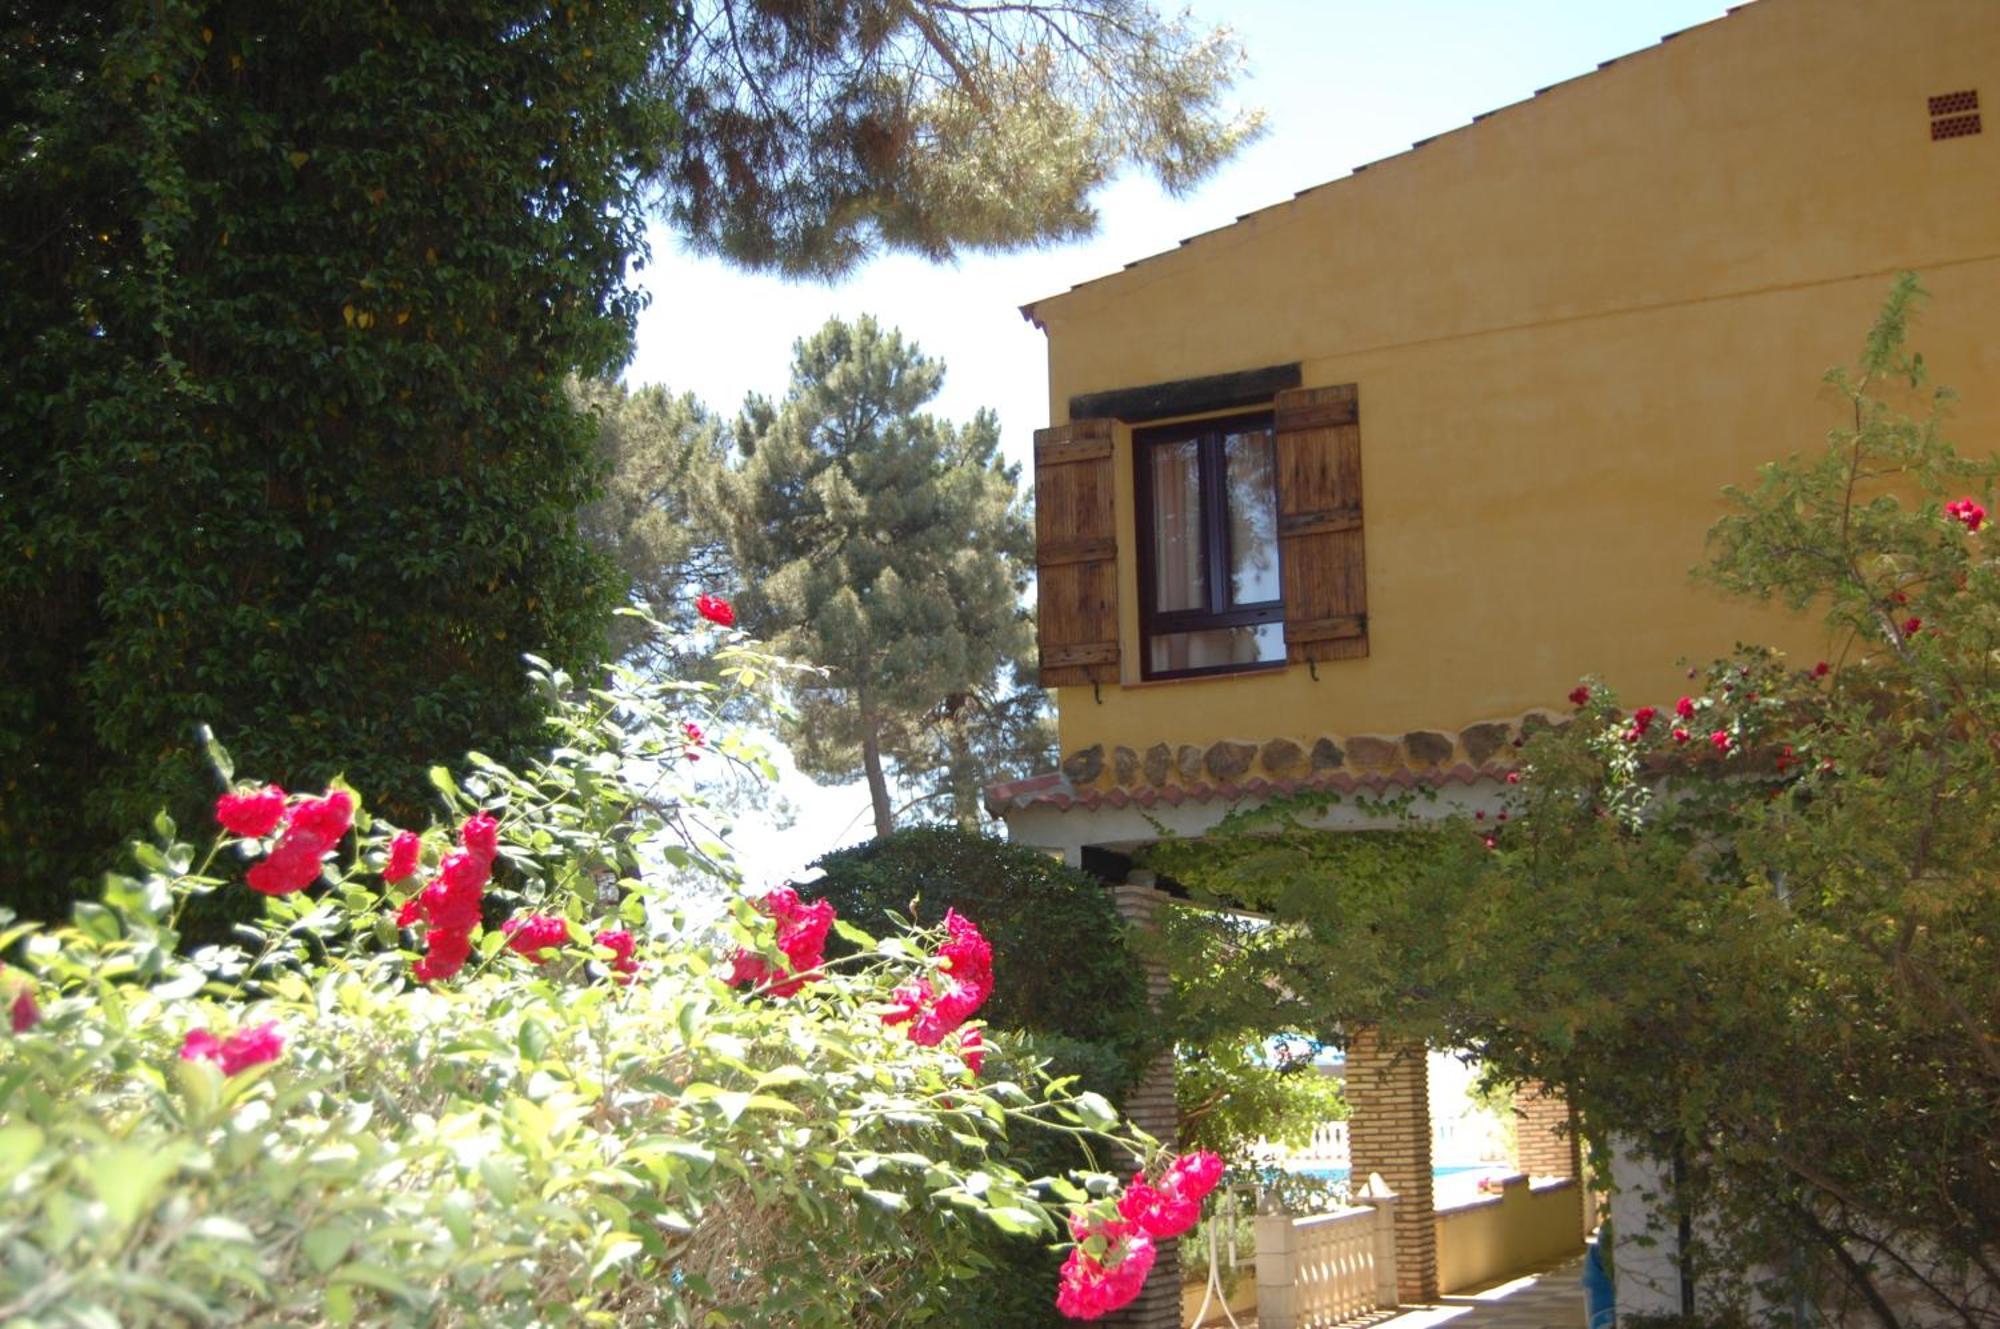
[{"xmin": 0, "ymin": 647, "xmax": 1186, "ymax": 1326}]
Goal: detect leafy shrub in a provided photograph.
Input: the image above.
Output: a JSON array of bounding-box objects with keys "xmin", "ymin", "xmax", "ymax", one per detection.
[
  {"xmin": 0, "ymin": 648, "xmax": 1179, "ymax": 1327},
  {"xmin": 807, "ymin": 827, "xmax": 1157, "ymax": 1325},
  {"xmin": 808, "ymin": 827, "xmax": 1152, "ymax": 1069}
]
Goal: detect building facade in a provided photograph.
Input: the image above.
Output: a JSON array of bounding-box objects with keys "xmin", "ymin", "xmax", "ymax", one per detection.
[{"xmin": 992, "ymin": 0, "xmax": 1998, "ymax": 1321}]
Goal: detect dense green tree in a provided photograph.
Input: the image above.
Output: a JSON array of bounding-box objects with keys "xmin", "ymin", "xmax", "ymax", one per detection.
[
  {"xmin": 0, "ymin": 1, "xmax": 1255, "ymax": 912},
  {"xmin": 720, "ymin": 317, "xmax": 1036, "ymax": 837},
  {"xmin": 0, "ymin": 1, "xmax": 663, "ymax": 914},
  {"xmin": 573, "ymin": 379, "xmax": 734, "ymax": 671}
]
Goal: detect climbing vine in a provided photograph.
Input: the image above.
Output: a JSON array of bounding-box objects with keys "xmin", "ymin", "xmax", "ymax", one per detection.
[{"xmin": 1, "ymin": 1, "xmax": 674, "ymax": 912}]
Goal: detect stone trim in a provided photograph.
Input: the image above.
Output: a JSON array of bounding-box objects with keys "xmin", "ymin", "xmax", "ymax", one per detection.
[{"xmin": 1035, "ymin": 711, "xmax": 1564, "ymax": 802}]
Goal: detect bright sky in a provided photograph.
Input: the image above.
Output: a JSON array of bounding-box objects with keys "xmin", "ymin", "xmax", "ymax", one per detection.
[{"xmin": 628, "ymin": 0, "xmax": 1734, "ymax": 887}]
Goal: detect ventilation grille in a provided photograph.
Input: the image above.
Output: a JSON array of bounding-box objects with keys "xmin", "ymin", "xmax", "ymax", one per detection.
[{"xmin": 1928, "ymin": 89, "xmax": 1981, "ymax": 140}]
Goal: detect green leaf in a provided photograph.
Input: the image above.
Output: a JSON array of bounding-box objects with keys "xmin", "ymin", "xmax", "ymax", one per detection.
[
  {"xmin": 0, "ymin": 1123, "xmax": 45, "ymax": 1183},
  {"xmin": 983, "ymin": 1206, "xmax": 1049, "ymax": 1236},
  {"xmin": 330, "ymin": 1263, "xmax": 423, "ymax": 1304},
  {"xmin": 87, "ymin": 1142, "xmax": 189, "ymax": 1230},
  {"xmin": 590, "ymin": 1236, "xmax": 644, "ymax": 1280},
  {"xmin": 190, "ymin": 1216, "xmax": 257, "ymax": 1244},
  {"xmin": 199, "ymin": 725, "xmax": 234, "ymax": 783},
  {"xmin": 304, "ymin": 1222, "xmax": 359, "ymax": 1273},
  {"xmin": 832, "ymin": 919, "xmax": 877, "ymax": 949},
  {"xmin": 1070, "ymin": 1091, "xmax": 1118, "ymax": 1129}
]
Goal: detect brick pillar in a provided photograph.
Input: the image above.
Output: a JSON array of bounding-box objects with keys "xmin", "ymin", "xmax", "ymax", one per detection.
[
  {"xmin": 1514, "ymin": 1081, "xmax": 1589, "ymax": 1242},
  {"xmin": 1104, "ymin": 878, "xmax": 1180, "ymax": 1329},
  {"xmin": 1513, "ymin": 1081, "xmax": 1581, "ymax": 1179},
  {"xmin": 1346, "ymin": 1026, "xmax": 1438, "ymax": 1303}
]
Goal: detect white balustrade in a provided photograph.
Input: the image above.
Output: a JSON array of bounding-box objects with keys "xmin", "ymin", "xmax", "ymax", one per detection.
[{"xmin": 1254, "ymin": 1183, "xmax": 1400, "ymax": 1329}]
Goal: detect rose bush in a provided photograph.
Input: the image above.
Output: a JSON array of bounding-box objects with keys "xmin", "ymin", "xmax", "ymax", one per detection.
[{"xmin": 0, "ymin": 643, "xmax": 1215, "ymax": 1325}]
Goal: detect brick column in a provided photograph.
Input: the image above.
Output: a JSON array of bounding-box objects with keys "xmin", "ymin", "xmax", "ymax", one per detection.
[
  {"xmin": 1346, "ymin": 1026, "xmax": 1438, "ymax": 1303},
  {"xmin": 1514, "ymin": 1081, "xmax": 1581, "ymax": 1179},
  {"xmin": 1514, "ymin": 1081, "xmax": 1589, "ymax": 1242},
  {"xmin": 1104, "ymin": 878, "xmax": 1180, "ymax": 1329}
]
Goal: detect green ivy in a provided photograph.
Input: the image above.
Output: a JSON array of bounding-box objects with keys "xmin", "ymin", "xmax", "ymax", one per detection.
[{"xmin": 0, "ymin": 1, "xmax": 676, "ymax": 916}]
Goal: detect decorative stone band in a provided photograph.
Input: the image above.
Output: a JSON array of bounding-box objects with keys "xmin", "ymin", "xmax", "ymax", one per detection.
[{"xmin": 985, "ymin": 711, "xmax": 1568, "ymax": 818}]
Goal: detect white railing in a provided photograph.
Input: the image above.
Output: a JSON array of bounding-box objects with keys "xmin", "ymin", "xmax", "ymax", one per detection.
[
  {"xmin": 1254, "ymin": 1185, "xmax": 1399, "ymax": 1329},
  {"xmin": 1281, "ymin": 1120, "xmax": 1349, "ymax": 1167},
  {"xmin": 1261, "ymin": 1114, "xmax": 1513, "ymax": 1171}
]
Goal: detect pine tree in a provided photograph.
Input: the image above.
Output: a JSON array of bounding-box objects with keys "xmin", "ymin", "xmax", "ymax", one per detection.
[
  {"xmin": 573, "ymin": 379, "xmax": 734, "ymax": 672},
  {"xmin": 721, "ymin": 318, "xmax": 1034, "ymax": 836},
  {"xmin": 665, "ymin": 0, "xmax": 1264, "ymax": 276}
]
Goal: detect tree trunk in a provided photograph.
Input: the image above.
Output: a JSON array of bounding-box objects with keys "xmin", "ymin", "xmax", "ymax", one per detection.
[{"xmin": 860, "ymin": 707, "xmax": 895, "ymax": 839}]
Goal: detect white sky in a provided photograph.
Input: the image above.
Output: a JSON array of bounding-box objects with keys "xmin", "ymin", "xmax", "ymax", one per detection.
[{"xmin": 629, "ymin": 0, "xmax": 1734, "ymax": 887}]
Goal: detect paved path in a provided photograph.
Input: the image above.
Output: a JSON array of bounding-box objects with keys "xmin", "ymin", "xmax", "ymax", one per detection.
[
  {"xmin": 1372, "ymin": 1258, "xmax": 1586, "ymax": 1329},
  {"xmin": 1195, "ymin": 1255, "xmax": 1586, "ymax": 1329}
]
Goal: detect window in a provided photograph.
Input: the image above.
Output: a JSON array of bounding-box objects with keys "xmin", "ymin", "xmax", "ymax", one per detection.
[{"xmin": 1134, "ymin": 412, "xmax": 1285, "ymax": 679}]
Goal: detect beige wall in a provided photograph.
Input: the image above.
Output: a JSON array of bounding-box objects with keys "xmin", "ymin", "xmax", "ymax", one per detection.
[
  {"xmin": 1436, "ymin": 1176, "xmax": 1586, "ymax": 1294},
  {"xmin": 1030, "ymin": 0, "xmax": 2000, "ymax": 756}
]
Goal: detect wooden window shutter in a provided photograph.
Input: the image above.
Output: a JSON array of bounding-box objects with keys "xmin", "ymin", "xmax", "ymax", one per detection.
[
  {"xmin": 1034, "ymin": 419, "xmax": 1120, "ymax": 687},
  {"xmin": 1274, "ymin": 385, "xmax": 1367, "ymax": 663}
]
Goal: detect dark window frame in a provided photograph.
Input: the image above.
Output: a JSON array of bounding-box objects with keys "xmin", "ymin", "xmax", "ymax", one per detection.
[{"xmin": 1133, "ymin": 411, "xmax": 1286, "ymax": 681}]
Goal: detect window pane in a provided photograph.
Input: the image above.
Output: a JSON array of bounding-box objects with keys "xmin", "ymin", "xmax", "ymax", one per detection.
[
  {"xmin": 1224, "ymin": 427, "xmax": 1280, "ymax": 605},
  {"xmin": 1147, "ymin": 623, "xmax": 1285, "ymax": 675},
  {"xmin": 1150, "ymin": 440, "xmax": 1206, "ymax": 612}
]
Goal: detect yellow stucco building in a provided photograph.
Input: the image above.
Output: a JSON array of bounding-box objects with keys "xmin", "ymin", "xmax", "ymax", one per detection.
[
  {"xmin": 989, "ymin": 0, "xmax": 1997, "ymax": 1320},
  {"xmin": 1001, "ymin": 0, "xmax": 1995, "ymax": 832}
]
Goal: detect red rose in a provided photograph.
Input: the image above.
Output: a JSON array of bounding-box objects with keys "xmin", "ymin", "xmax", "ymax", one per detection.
[
  {"xmin": 180, "ymin": 1021, "xmax": 284, "ymax": 1076},
  {"xmin": 695, "ymin": 593, "xmax": 735, "ymax": 628},
  {"xmin": 459, "ymin": 812, "xmax": 499, "ymax": 867},
  {"xmin": 9, "ymin": 987, "xmax": 39, "ymax": 1033},
  {"xmin": 1673, "ymin": 727, "xmax": 1691, "ymax": 745},
  {"xmin": 958, "ymin": 1026, "xmax": 985, "ymax": 1077},
  {"xmin": 1710, "ymin": 730, "xmax": 1732, "ymax": 753},
  {"xmin": 594, "ymin": 928, "xmax": 641, "ymax": 983},
  {"xmin": 1056, "ymin": 1225, "xmax": 1156, "ymax": 1321},
  {"xmin": 1946, "ymin": 498, "xmax": 1986, "ymax": 532},
  {"xmin": 1902, "ymin": 617, "xmax": 1922, "ymax": 638},
  {"xmin": 1813, "ymin": 661, "xmax": 1831, "ymax": 678},
  {"xmin": 384, "ymin": 830, "xmax": 422, "ymax": 884},
  {"xmin": 288, "ymin": 790, "xmax": 354, "ymax": 844},
  {"xmin": 246, "ymin": 833, "xmax": 328, "ymax": 896},
  {"xmin": 215, "ymin": 784, "xmax": 287, "ymax": 838},
  {"xmin": 729, "ymin": 886, "xmax": 835, "ymax": 998},
  {"xmin": 502, "ymin": 912, "xmax": 570, "ymax": 963},
  {"xmin": 1567, "ymin": 685, "xmax": 1590, "ymax": 707},
  {"xmin": 1675, "ymin": 696, "xmax": 1695, "ymax": 719}
]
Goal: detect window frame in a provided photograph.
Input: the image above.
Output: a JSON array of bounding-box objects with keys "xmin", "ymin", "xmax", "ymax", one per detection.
[{"xmin": 1132, "ymin": 410, "xmax": 1287, "ymax": 681}]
